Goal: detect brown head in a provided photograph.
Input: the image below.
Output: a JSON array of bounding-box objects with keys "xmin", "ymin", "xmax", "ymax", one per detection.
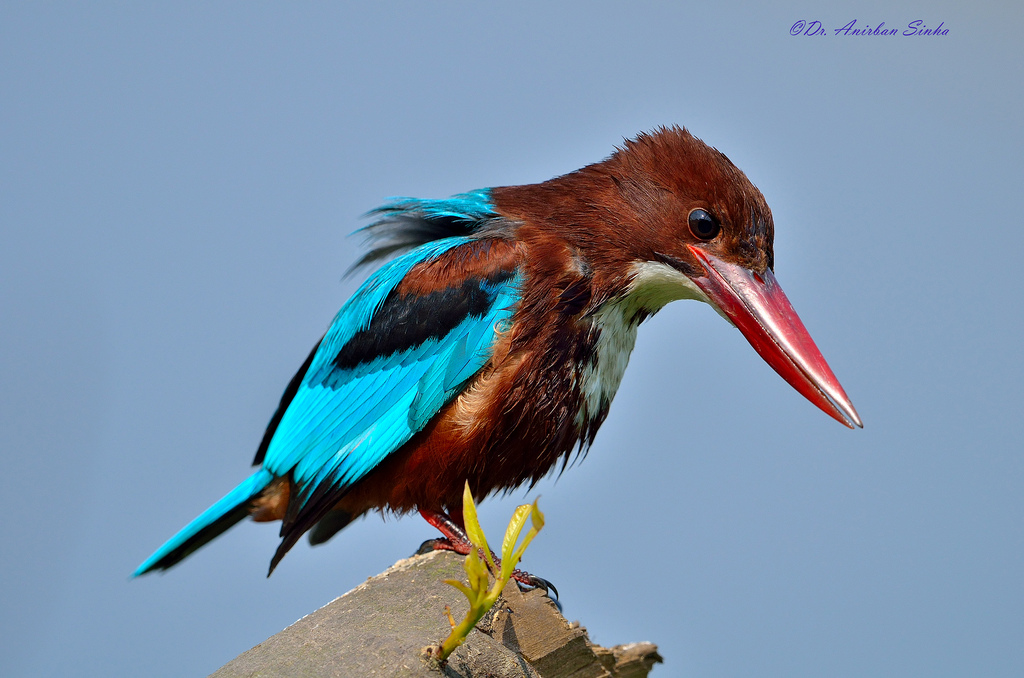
[{"xmin": 493, "ymin": 126, "xmax": 861, "ymax": 428}]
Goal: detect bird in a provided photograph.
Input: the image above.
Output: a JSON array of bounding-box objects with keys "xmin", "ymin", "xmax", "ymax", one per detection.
[{"xmin": 133, "ymin": 126, "xmax": 861, "ymax": 581}]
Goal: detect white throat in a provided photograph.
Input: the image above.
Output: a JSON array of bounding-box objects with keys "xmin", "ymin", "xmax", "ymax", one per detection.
[{"xmin": 574, "ymin": 261, "xmax": 712, "ymax": 427}]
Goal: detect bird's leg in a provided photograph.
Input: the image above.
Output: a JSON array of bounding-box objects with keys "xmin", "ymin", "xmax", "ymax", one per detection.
[
  {"xmin": 416, "ymin": 509, "xmax": 468, "ymax": 554},
  {"xmin": 416, "ymin": 509, "xmax": 558, "ymax": 599}
]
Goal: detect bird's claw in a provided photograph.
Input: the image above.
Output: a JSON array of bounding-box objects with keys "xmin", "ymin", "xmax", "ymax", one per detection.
[
  {"xmin": 513, "ymin": 570, "xmax": 559, "ymax": 599},
  {"xmin": 414, "ymin": 537, "xmax": 452, "ymax": 556},
  {"xmin": 512, "ymin": 571, "xmax": 562, "ymax": 610}
]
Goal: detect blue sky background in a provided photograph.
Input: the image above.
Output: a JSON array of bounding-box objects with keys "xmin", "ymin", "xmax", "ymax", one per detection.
[{"xmin": 2, "ymin": 3, "xmax": 1021, "ymax": 676}]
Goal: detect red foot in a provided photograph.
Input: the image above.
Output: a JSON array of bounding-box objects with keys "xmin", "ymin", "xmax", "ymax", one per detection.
[{"xmin": 418, "ymin": 509, "xmax": 557, "ymax": 598}]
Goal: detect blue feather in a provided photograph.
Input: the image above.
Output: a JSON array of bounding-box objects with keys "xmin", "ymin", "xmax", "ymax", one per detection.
[
  {"xmin": 311, "ymin": 237, "xmax": 471, "ymax": 377},
  {"xmin": 135, "ymin": 213, "xmax": 520, "ymax": 576},
  {"xmin": 369, "ymin": 189, "xmax": 497, "ymax": 224},
  {"xmin": 132, "ymin": 469, "xmax": 273, "ymax": 576},
  {"xmin": 262, "ymin": 242, "xmax": 521, "ymax": 512},
  {"xmin": 349, "ymin": 190, "xmax": 502, "ymax": 271}
]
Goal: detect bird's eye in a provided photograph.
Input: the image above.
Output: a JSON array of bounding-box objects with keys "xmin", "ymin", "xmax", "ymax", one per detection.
[{"xmin": 687, "ymin": 208, "xmax": 720, "ymax": 240}]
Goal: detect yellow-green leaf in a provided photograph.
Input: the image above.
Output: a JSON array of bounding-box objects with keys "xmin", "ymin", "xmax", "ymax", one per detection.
[
  {"xmin": 530, "ymin": 498, "xmax": 545, "ymax": 532},
  {"xmin": 507, "ymin": 500, "xmax": 545, "ymax": 571},
  {"xmin": 464, "ymin": 552, "xmax": 489, "ymax": 593},
  {"xmin": 444, "ymin": 579, "xmax": 476, "ymax": 600},
  {"xmin": 462, "ymin": 482, "xmax": 488, "ymax": 552},
  {"xmin": 501, "ymin": 504, "xmax": 531, "ymax": 563}
]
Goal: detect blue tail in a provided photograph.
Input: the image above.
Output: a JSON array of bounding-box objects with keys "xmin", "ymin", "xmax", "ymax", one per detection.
[{"xmin": 133, "ymin": 469, "xmax": 274, "ymax": 577}]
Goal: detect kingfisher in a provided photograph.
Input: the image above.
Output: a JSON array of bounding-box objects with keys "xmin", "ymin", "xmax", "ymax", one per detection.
[{"xmin": 134, "ymin": 127, "xmax": 861, "ymax": 582}]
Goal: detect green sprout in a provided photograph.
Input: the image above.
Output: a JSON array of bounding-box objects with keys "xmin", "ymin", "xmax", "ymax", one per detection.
[{"xmin": 429, "ymin": 481, "xmax": 545, "ymax": 663}]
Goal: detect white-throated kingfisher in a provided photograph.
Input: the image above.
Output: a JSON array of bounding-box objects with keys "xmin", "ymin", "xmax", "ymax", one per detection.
[{"xmin": 134, "ymin": 127, "xmax": 861, "ymax": 581}]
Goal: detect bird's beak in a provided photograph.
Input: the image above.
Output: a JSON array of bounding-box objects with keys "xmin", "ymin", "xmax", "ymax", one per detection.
[{"xmin": 687, "ymin": 245, "xmax": 862, "ymax": 428}]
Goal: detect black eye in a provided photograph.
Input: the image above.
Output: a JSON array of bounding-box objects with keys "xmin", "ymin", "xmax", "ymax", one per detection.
[{"xmin": 688, "ymin": 208, "xmax": 719, "ymax": 240}]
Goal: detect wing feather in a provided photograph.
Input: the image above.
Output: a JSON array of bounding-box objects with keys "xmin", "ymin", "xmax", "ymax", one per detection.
[{"xmin": 259, "ymin": 236, "xmax": 520, "ymax": 560}]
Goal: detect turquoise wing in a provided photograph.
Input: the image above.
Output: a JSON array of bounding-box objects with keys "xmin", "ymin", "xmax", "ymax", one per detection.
[{"xmin": 260, "ymin": 236, "xmax": 520, "ymax": 569}]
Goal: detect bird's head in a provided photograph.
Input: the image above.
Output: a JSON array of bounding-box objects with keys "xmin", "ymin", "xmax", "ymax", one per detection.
[{"xmin": 498, "ymin": 126, "xmax": 861, "ymax": 428}]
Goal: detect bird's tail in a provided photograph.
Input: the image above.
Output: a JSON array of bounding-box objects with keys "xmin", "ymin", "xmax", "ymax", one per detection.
[{"xmin": 132, "ymin": 469, "xmax": 274, "ymax": 577}]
